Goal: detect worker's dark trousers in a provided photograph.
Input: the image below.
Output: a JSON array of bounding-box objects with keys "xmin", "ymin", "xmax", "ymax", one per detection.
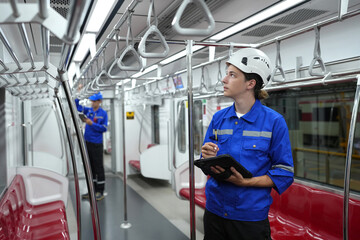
[
  {"xmin": 203, "ymin": 209, "xmax": 272, "ymax": 240},
  {"xmin": 86, "ymin": 141, "xmax": 105, "ymax": 194}
]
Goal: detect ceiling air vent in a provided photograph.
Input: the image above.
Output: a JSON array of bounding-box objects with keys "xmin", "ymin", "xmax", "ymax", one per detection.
[
  {"xmin": 50, "ymin": 0, "xmax": 70, "ymax": 19},
  {"xmin": 49, "ymin": 0, "xmax": 70, "ymax": 52},
  {"xmin": 272, "ymin": 8, "xmax": 328, "ymax": 25},
  {"xmin": 49, "ymin": 36, "xmax": 63, "ymax": 53},
  {"xmin": 242, "ymin": 25, "xmax": 287, "ymax": 37}
]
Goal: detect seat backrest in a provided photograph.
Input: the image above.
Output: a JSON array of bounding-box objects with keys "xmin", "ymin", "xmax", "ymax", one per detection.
[
  {"xmin": 0, "ymin": 175, "xmax": 26, "ymax": 239},
  {"xmin": 270, "ymin": 182, "xmax": 360, "ymax": 239},
  {"xmin": 147, "ymin": 143, "xmax": 157, "ymax": 149},
  {"xmin": 279, "ymin": 183, "xmax": 311, "ymax": 227}
]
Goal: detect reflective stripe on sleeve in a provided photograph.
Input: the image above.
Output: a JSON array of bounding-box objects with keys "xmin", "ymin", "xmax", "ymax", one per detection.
[{"xmin": 272, "ymin": 164, "xmax": 294, "ymax": 173}]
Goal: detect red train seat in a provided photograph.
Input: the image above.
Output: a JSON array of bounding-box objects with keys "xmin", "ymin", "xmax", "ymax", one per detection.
[
  {"xmin": 129, "ymin": 144, "xmax": 157, "ymax": 171},
  {"xmin": 179, "ymin": 187, "xmax": 206, "ymax": 208},
  {"xmin": 0, "ymin": 175, "xmax": 69, "ymax": 240},
  {"xmin": 269, "ymin": 181, "xmax": 360, "ymax": 240},
  {"xmin": 180, "ymin": 180, "xmax": 360, "ymax": 240},
  {"xmin": 179, "ymin": 175, "xmax": 209, "ymax": 208},
  {"xmin": 129, "ymin": 160, "xmax": 141, "ymax": 171}
]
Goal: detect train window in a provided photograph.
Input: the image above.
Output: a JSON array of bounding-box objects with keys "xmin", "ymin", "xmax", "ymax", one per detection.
[
  {"xmin": 177, "ymin": 101, "xmax": 186, "ymax": 153},
  {"xmin": 264, "ymin": 83, "xmax": 360, "ymax": 192},
  {"xmin": 151, "ymin": 105, "xmax": 160, "ymax": 144},
  {"xmin": 193, "ymin": 100, "xmax": 204, "ymax": 155}
]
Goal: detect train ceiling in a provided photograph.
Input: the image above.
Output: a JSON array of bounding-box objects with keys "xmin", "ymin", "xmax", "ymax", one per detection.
[
  {"xmin": 1, "ymin": 0, "xmax": 360, "ymax": 88},
  {"xmin": 73, "ymin": 0, "xmax": 360, "ymax": 82}
]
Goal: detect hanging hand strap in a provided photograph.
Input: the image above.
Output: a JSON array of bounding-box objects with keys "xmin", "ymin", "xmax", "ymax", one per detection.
[
  {"xmin": 138, "ymin": 0, "xmax": 169, "ymax": 58},
  {"xmin": 117, "ymin": 11, "xmax": 143, "ymax": 71},
  {"xmin": 214, "ymin": 60, "xmax": 223, "ymax": 92},
  {"xmin": 309, "ymin": 25, "xmax": 327, "ymax": 76},
  {"xmin": 269, "ymin": 39, "xmax": 286, "ymax": 85},
  {"xmin": 199, "ymin": 66, "xmax": 209, "ymax": 94},
  {"xmin": 172, "ymin": 0, "xmax": 215, "ymax": 36}
]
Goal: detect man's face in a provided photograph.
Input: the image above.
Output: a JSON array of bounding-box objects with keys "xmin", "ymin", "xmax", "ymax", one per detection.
[
  {"xmin": 222, "ymin": 64, "xmax": 255, "ymax": 99},
  {"xmin": 91, "ymin": 100, "xmax": 101, "ymax": 109}
]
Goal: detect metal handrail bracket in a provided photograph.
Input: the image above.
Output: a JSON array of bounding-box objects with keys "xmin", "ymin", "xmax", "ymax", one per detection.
[
  {"xmin": 0, "ymin": 62, "xmax": 59, "ymax": 82},
  {"xmin": 339, "ymin": 0, "xmax": 349, "ymax": 20},
  {"xmin": 172, "ymin": 0, "xmax": 215, "ymax": 36},
  {"xmin": 0, "ymin": 3, "xmax": 79, "ymax": 45}
]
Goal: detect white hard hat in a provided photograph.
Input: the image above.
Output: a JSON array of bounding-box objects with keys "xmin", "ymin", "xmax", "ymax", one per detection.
[{"xmin": 226, "ymin": 48, "xmax": 271, "ymax": 86}]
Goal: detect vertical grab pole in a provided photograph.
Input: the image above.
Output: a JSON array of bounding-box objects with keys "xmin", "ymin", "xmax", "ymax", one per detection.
[
  {"xmin": 121, "ymin": 83, "xmax": 132, "ymax": 229},
  {"xmin": 343, "ymin": 75, "xmax": 360, "ymax": 240},
  {"xmin": 38, "ymin": 0, "xmax": 50, "ymax": 69},
  {"xmin": 29, "ymin": 121, "xmax": 34, "ymax": 166},
  {"xmin": 22, "ymin": 123, "xmax": 28, "ymax": 165},
  {"xmin": 54, "ymin": 88, "xmax": 81, "ymax": 240},
  {"xmin": 186, "ymin": 39, "xmax": 196, "ymax": 240},
  {"xmin": 58, "ymin": 71, "xmax": 102, "ymax": 240}
]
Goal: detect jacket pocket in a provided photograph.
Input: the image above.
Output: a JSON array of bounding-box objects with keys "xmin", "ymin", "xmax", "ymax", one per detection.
[
  {"xmin": 242, "ymin": 138, "xmax": 270, "ymax": 152},
  {"xmin": 241, "ymin": 138, "xmax": 270, "ymax": 162},
  {"xmin": 216, "ymin": 135, "xmax": 231, "ymax": 155}
]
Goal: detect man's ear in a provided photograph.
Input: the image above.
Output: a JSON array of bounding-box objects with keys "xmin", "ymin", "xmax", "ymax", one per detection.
[{"xmin": 247, "ymin": 79, "xmax": 256, "ymax": 89}]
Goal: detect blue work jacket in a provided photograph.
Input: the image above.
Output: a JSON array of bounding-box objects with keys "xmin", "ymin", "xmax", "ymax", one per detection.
[
  {"xmin": 75, "ymin": 99, "xmax": 108, "ymax": 144},
  {"xmin": 203, "ymin": 99, "xmax": 294, "ymax": 221}
]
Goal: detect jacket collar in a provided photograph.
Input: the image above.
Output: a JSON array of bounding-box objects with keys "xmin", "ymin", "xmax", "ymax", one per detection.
[{"xmin": 224, "ymin": 99, "xmax": 261, "ymax": 123}]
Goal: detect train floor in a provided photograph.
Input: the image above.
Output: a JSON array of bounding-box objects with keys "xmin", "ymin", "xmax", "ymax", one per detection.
[{"xmin": 67, "ymin": 162, "xmax": 205, "ymax": 239}]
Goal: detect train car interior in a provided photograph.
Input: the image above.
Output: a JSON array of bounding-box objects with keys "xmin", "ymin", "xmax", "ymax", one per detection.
[{"xmin": 1, "ymin": 0, "xmax": 360, "ymax": 239}]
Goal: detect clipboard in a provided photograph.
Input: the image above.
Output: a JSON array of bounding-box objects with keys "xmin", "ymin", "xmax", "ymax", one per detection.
[
  {"xmin": 79, "ymin": 113, "xmax": 88, "ymax": 121},
  {"xmin": 194, "ymin": 154, "xmax": 252, "ymax": 181}
]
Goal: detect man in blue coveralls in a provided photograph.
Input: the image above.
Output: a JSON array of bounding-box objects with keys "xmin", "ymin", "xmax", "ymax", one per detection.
[
  {"xmin": 201, "ymin": 48, "xmax": 294, "ymax": 240},
  {"xmin": 75, "ymin": 92, "xmax": 108, "ymax": 201}
]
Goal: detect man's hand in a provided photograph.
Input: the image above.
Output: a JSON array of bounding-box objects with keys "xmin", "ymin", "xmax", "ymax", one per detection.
[
  {"xmin": 85, "ymin": 118, "xmax": 93, "ymax": 125},
  {"xmin": 211, "ymin": 165, "xmax": 275, "ymax": 188},
  {"xmin": 210, "ymin": 165, "xmax": 249, "ymax": 186},
  {"xmin": 201, "ymin": 142, "xmax": 219, "ymax": 158}
]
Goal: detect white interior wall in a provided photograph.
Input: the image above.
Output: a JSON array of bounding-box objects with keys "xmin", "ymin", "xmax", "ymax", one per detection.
[
  {"xmin": 142, "ymin": 14, "xmax": 360, "ymax": 92},
  {"xmin": 27, "ymin": 99, "xmax": 67, "ymax": 175},
  {"xmin": 124, "ymin": 103, "xmax": 152, "ymax": 175},
  {"xmin": 261, "ymin": 14, "xmax": 360, "ymax": 75},
  {"xmin": 6, "ymin": 93, "xmax": 23, "ymax": 184}
]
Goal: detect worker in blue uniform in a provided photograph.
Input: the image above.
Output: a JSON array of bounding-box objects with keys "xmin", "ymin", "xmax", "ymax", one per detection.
[
  {"xmin": 75, "ymin": 92, "xmax": 108, "ymax": 201},
  {"xmin": 201, "ymin": 48, "xmax": 294, "ymax": 240}
]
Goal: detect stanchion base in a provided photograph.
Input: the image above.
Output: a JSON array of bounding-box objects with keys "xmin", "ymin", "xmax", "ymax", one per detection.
[{"xmin": 121, "ymin": 222, "xmax": 132, "ymax": 229}]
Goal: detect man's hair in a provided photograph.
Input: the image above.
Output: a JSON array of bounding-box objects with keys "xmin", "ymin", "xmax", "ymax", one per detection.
[{"xmin": 243, "ymin": 72, "xmax": 269, "ymax": 100}]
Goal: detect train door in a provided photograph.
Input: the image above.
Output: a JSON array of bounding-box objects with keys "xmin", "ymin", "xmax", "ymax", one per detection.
[
  {"xmin": 172, "ymin": 97, "xmax": 208, "ymax": 195},
  {"xmin": 173, "ymin": 98, "xmax": 188, "ymax": 168},
  {"xmin": 138, "ymin": 97, "xmax": 173, "ymax": 180},
  {"xmin": 173, "ymin": 97, "xmax": 206, "ymax": 167}
]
